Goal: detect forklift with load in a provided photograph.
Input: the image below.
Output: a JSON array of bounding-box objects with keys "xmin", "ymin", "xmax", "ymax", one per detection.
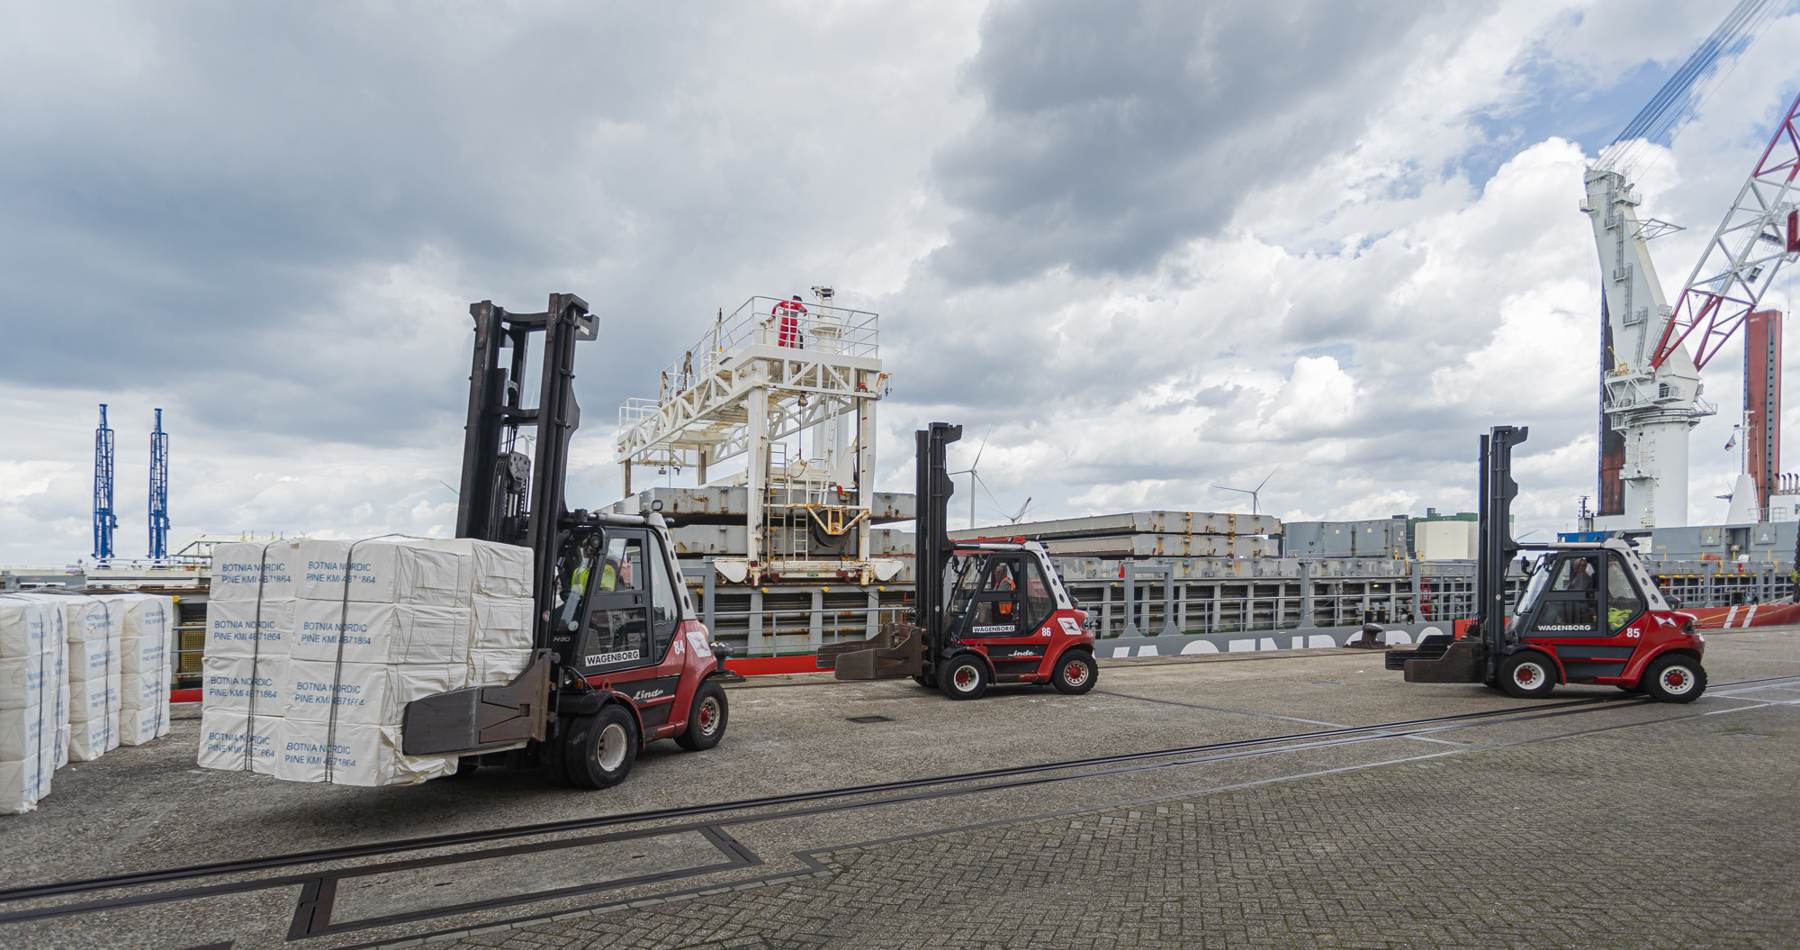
[
  {"xmin": 401, "ymin": 293, "xmax": 734, "ymax": 788},
  {"xmin": 1386, "ymin": 425, "xmax": 1708, "ymax": 702},
  {"xmin": 820, "ymin": 422, "xmax": 1099, "ymax": 699}
]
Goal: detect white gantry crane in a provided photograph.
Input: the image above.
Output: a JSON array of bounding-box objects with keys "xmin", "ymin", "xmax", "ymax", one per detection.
[
  {"xmin": 1582, "ymin": 0, "xmax": 1785, "ymax": 531},
  {"xmin": 613, "ymin": 290, "xmax": 894, "ymax": 584}
]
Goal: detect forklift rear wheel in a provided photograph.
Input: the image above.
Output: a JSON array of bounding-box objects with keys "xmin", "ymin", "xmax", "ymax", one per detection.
[
  {"xmin": 1498, "ymin": 652, "xmax": 1557, "ymax": 699},
  {"xmin": 1643, "ymin": 655, "xmax": 1706, "ymax": 704},
  {"xmin": 1052, "ymin": 651, "xmax": 1097, "ymax": 695},
  {"xmin": 675, "ymin": 681, "xmax": 729, "ymax": 751},
  {"xmin": 938, "ymin": 655, "xmax": 991, "ymax": 701},
  {"xmin": 564, "ymin": 705, "xmax": 639, "ymax": 789}
]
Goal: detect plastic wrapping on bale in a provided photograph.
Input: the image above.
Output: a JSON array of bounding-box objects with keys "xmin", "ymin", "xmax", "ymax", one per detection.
[
  {"xmin": 209, "ymin": 540, "xmax": 304, "ymax": 601},
  {"xmin": 62, "ymin": 597, "xmax": 120, "ymax": 762},
  {"xmin": 203, "ymin": 598, "xmax": 295, "ymax": 657},
  {"xmin": 114, "ymin": 594, "xmax": 174, "ymax": 746},
  {"xmin": 294, "ymin": 539, "xmax": 469, "ymax": 606},
  {"xmin": 195, "ymin": 709, "xmax": 282, "ymax": 775},
  {"xmin": 290, "ymin": 602, "xmax": 471, "ymax": 666}
]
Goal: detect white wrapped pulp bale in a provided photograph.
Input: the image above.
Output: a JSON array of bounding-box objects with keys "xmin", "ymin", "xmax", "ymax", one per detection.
[
  {"xmin": 204, "ymin": 598, "xmax": 295, "ymax": 657},
  {"xmin": 280, "ymin": 659, "xmax": 463, "ymax": 725},
  {"xmin": 416, "ymin": 539, "xmax": 534, "ymax": 599},
  {"xmin": 0, "ymin": 596, "xmax": 55, "ymax": 657},
  {"xmin": 0, "ymin": 757, "xmax": 52, "ymax": 815},
  {"xmin": 195, "ymin": 709, "xmax": 281, "ymax": 775},
  {"xmin": 209, "ymin": 540, "xmax": 304, "ymax": 601},
  {"xmin": 470, "ymin": 596, "xmax": 533, "ymax": 653},
  {"xmin": 115, "ymin": 594, "xmax": 174, "ymax": 745},
  {"xmin": 274, "ymin": 721, "xmax": 453, "ymax": 786},
  {"xmin": 295, "ymin": 539, "xmax": 468, "ymax": 607},
  {"xmin": 291, "ymin": 601, "xmax": 471, "ymax": 665},
  {"xmin": 201, "ymin": 655, "xmax": 287, "ymax": 711},
  {"xmin": 0, "ymin": 653, "xmax": 50, "ymax": 710},
  {"xmin": 63, "ymin": 596, "xmax": 120, "ymax": 762},
  {"xmin": 468, "ymin": 649, "xmax": 531, "ymax": 688}
]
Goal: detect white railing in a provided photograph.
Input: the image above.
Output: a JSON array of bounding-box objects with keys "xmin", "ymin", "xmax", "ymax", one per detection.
[{"xmin": 656, "ymin": 296, "xmax": 879, "ymax": 401}]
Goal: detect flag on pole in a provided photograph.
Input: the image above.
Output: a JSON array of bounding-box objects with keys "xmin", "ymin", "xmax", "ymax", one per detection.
[{"xmin": 1725, "ymin": 432, "xmax": 1737, "ymax": 451}]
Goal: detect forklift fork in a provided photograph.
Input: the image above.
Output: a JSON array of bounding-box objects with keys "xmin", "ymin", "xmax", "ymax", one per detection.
[{"xmin": 818, "ymin": 623, "xmax": 924, "ymax": 680}]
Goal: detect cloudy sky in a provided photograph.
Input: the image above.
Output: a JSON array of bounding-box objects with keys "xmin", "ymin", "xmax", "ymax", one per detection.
[{"xmin": 5, "ymin": 0, "xmax": 1800, "ymax": 564}]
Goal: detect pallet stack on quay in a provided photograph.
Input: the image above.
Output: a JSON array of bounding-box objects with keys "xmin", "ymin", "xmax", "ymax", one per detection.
[{"xmin": 1, "ymin": 590, "xmax": 175, "ymax": 814}]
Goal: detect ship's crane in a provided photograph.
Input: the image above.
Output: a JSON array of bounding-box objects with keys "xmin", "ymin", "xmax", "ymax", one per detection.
[{"xmin": 1582, "ymin": 0, "xmax": 1784, "ymax": 531}]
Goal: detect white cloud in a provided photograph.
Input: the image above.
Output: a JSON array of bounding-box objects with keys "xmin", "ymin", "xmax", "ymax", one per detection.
[{"xmin": 5, "ymin": 1, "xmax": 1799, "ymax": 559}]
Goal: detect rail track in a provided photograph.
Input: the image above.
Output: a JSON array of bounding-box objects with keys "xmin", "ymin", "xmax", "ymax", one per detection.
[{"xmin": 5, "ymin": 673, "xmax": 1798, "ymax": 946}]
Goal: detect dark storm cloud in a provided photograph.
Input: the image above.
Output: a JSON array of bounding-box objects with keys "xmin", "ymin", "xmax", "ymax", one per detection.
[
  {"xmin": 927, "ymin": 0, "xmax": 1451, "ymax": 283},
  {"xmin": 0, "ymin": 3, "xmax": 859, "ymax": 448}
]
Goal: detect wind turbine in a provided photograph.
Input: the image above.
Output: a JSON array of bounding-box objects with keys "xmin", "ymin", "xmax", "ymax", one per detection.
[
  {"xmin": 948, "ymin": 431, "xmax": 989, "ymax": 530},
  {"xmin": 1000, "ymin": 497, "xmax": 1035, "ymax": 525},
  {"xmin": 1212, "ymin": 467, "xmax": 1279, "ymax": 517}
]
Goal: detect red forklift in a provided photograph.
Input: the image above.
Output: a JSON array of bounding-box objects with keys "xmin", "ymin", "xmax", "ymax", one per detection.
[
  {"xmin": 401, "ymin": 294, "xmax": 733, "ymax": 789},
  {"xmin": 821, "ymin": 423, "xmax": 1098, "ymax": 700},
  {"xmin": 1386, "ymin": 425, "xmax": 1707, "ymax": 702}
]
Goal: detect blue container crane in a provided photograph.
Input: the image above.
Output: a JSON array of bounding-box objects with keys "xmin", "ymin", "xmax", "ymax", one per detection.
[
  {"xmin": 149, "ymin": 408, "xmax": 169, "ymax": 560},
  {"xmin": 93, "ymin": 404, "xmax": 117, "ymax": 562}
]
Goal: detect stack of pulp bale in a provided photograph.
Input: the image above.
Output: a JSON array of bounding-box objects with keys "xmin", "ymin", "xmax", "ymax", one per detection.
[
  {"xmin": 0, "ymin": 594, "xmax": 64, "ymax": 813},
  {"xmin": 199, "ymin": 537, "xmax": 533, "ymax": 787},
  {"xmin": 66, "ymin": 592, "xmax": 174, "ymax": 759},
  {"xmin": 1, "ymin": 590, "xmax": 175, "ymax": 814}
]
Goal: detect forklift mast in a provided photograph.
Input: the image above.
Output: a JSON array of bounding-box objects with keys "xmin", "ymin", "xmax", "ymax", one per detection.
[
  {"xmin": 913, "ymin": 422, "xmax": 962, "ymax": 648},
  {"xmin": 1478, "ymin": 425, "xmax": 1528, "ymax": 664},
  {"xmin": 455, "ymin": 293, "xmax": 597, "ymax": 642}
]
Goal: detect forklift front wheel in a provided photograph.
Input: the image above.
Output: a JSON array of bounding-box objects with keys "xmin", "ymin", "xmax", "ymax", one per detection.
[
  {"xmin": 1498, "ymin": 652, "xmax": 1557, "ymax": 699},
  {"xmin": 1052, "ymin": 651, "xmax": 1097, "ymax": 695},
  {"xmin": 564, "ymin": 705, "xmax": 640, "ymax": 789},
  {"xmin": 675, "ymin": 681, "xmax": 729, "ymax": 751},
  {"xmin": 1643, "ymin": 655, "xmax": 1706, "ymax": 704},
  {"xmin": 938, "ymin": 655, "xmax": 991, "ymax": 701}
]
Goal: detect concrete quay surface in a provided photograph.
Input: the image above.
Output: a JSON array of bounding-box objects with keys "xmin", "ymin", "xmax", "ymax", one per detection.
[{"xmin": 3, "ymin": 627, "xmax": 1798, "ymax": 950}]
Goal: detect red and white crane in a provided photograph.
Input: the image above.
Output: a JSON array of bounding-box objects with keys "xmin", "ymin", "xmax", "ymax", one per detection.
[{"xmin": 1582, "ymin": 0, "xmax": 1786, "ymax": 531}]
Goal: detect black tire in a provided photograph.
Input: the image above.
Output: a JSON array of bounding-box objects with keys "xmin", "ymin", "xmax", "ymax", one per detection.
[
  {"xmin": 1642, "ymin": 654, "xmax": 1707, "ymax": 704},
  {"xmin": 937, "ymin": 654, "xmax": 990, "ymax": 701},
  {"xmin": 1498, "ymin": 651, "xmax": 1558, "ymax": 699},
  {"xmin": 1051, "ymin": 650, "xmax": 1097, "ymax": 695},
  {"xmin": 674, "ymin": 681, "xmax": 729, "ymax": 751},
  {"xmin": 562, "ymin": 704, "xmax": 640, "ymax": 789}
]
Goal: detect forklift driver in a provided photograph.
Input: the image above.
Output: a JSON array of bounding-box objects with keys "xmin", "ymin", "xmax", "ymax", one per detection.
[
  {"xmin": 557, "ymin": 534, "xmax": 604, "ymax": 632},
  {"xmin": 1540, "ymin": 556, "xmax": 1599, "ymax": 630}
]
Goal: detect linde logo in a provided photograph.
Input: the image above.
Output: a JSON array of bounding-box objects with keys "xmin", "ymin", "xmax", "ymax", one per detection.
[
  {"xmin": 586, "ymin": 650, "xmax": 641, "ymax": 666},
  {"xmin": 632, "ymin": 688, "xmax": 666, "ymax": 702},
  {"xmin": 1001, "ymin": 649, "xmax": 1037, "ymax": 658}
]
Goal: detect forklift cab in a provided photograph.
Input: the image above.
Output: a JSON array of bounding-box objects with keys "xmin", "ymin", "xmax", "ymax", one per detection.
[
  {"xmin": 1496, "ymin": 541, "xmax": 1705, "ymax": 700},
  {"xmin": 945, "ymin": 550, "xmax": 1059, "ymax": 641},
  {"xmin": 548, "ymin": 526, "xmax": 683, "ymax": 677}
]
